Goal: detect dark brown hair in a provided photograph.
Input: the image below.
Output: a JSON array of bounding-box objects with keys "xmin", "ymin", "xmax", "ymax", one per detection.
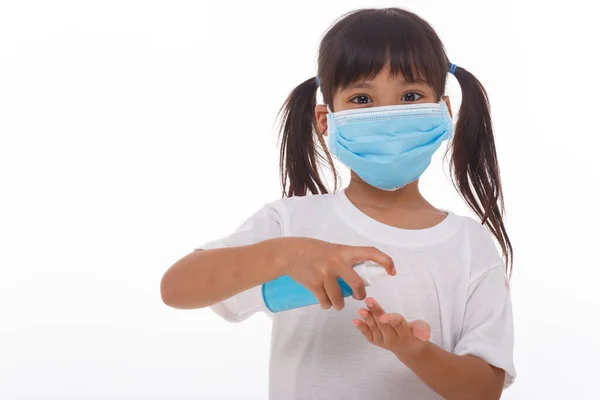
[{"xmin": 277, "ymin": 7, "xmax": 513, "ymax": 276}]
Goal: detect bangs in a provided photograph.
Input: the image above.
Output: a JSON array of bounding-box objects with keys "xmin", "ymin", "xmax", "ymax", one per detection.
[{"xmin": 318, "ymin": 8, "xmax": 449, "ymax": 97}]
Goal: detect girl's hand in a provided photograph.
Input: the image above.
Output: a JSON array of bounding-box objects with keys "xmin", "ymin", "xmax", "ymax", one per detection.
[
  {"xmin": 353, "ymin": 297, "xmax": 431, "ymax": 356},
  {"xmin": 282, "ymin": 238, "xmax": 395, "ymax": 310}
]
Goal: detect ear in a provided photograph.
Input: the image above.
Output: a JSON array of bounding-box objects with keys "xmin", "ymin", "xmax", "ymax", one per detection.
[
  {"xmin": 442, "ymin": 95, "xmax": 453, "ymax": 119},
  {"xmin": 315, "ymin": 104, "xmax": 328, "ymax": 136}
]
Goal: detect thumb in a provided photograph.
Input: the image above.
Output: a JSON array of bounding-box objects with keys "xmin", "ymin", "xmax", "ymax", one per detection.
[{"xmin": 408, "ymin": 320, "xmax": 431, "ymax": 342}]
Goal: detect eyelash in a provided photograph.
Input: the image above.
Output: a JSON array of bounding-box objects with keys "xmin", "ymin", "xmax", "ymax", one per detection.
[{"xmin": 349, "ymin": 92, "xmax": 423, "ymax": 104}]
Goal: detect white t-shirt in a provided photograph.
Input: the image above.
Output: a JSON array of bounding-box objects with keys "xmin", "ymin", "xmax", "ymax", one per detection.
[{"xmin": 197, "ymin": 190, "xmax": 516, "ymax": 400}]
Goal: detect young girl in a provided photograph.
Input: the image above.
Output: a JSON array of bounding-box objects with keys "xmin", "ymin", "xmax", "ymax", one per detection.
[{"xmin": 161, "ymin": 7, "xmax": 516, "ymax": 400}]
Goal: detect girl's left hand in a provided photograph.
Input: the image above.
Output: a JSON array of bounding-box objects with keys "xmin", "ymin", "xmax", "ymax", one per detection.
[{"xmin": 353, "ymin": 297, "xmax": 431, "ymax": 357}]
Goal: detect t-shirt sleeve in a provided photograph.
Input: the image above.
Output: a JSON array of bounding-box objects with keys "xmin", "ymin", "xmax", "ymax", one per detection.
[
  {"xmin": 453, "ymin": 265, "xmax": 517, "ymax": 389},
  {"xmin": 194, "ymin": 202, "xmax": 282, "ymax": 251},
  {"xmin": 194, "ymin": 203, "xmax": 282, "ymax": 323}
]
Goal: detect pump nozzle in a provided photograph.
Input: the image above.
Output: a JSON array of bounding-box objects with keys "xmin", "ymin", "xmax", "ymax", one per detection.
[{"xmin": 353, "ymin": 260, "xmax": 391, "ymax": 286}]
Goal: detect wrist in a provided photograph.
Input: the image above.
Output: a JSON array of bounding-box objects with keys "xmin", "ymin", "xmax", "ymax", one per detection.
[
  {"xmin": 258, "ymin": 237, "xmax": 293, "ymax": 277},
  {"xmin": 394, "ymin": 339, "xmax": 430, "ymax": 365}
]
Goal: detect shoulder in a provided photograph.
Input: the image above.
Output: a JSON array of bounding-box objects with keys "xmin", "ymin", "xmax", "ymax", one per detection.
[
  {"xmin": 264, "ymin": 192, "xmax": 339, "ymax": 217},
  {"xmin": 459, "ymin": 215, "xmax": 492, "ymax": 238},
  {"xmin": 450, "ymin": 213, "xmax": 506, "ymax": 283},
  {"xmin": 449, "ymin": 213, "xmax": 497, "ymax": 246}
]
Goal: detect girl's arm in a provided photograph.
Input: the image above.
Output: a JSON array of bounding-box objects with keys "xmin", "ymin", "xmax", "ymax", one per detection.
[
  {"xmin": 399, "ymin": 342, "xmax": 504, "ymax": 400},
  {"xmin": 160, "ymin": 238, "xmax": 287, "ymax": 309},
  {"xmin": 160, "ymin": 237, "xmax": 395, "ymax": 310},
  {"xmin": 354, "ymin": 296, "xmax": 510, "ymax": 400}
]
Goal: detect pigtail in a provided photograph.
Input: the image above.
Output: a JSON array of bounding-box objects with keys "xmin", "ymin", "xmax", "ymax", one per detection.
[
  {"xmin": 450, "ymin": 66, "xmax": 514, "ymax": 277},
  {"xmin": 277, "ymin": 77, "xmax": 337, "ymax": 197}
]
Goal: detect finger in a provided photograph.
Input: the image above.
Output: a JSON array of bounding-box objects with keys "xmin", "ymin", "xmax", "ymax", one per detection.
[
  {"xmin": 359, "ymin": 308, "xmax": 383, "ymax": 343},
  {"xmin": 366, "ymin": 297, "xmax": 396, "ymax": 335},
  {"xmin": 337, "ymin": 267, "xmax": 367, "ymax": 301},
  {"xmin": 379, "ymin": 313, "xmax": 408, "ymax": 338},
  {"xmin": 324, "ymin": 276, "xmax": 345, "ymax": 310},
  {"xmin": 353, "ymin": 319, "xmax": 373, "ymax": 342},
  {"xmin": 351, "ymin": 246, "xmax": 396, "ymax": 275},
  {"xmin": 365, "ymin": 297, "xmax": 385, "ymax": 318},
  {"xmin": 310, "ymin": 284, "xmax": 332, "ymax": 310},
  {"xmin": 408, "ymin": 320, "xmax": 431, "ymax": 341}
]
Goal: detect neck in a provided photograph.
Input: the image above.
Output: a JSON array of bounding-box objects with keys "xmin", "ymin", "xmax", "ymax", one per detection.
[{"xmin": 345, "ymin": 172, "xmax": 427, "ymax": 209}]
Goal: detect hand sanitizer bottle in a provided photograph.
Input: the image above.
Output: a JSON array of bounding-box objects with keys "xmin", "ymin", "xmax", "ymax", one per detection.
[{"xmin": 214, "ymin": 261, "xmax": 390, "ymax": 322}]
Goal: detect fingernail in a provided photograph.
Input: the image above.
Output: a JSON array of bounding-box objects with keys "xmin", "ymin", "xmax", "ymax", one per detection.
[{"xmin": 360, "ymin": 310, "xmax": 369, "ymax": 318}]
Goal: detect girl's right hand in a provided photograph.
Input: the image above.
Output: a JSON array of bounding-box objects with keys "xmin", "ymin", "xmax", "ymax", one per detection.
[{"xmin": 281, "ymin": 237, "xmax": 395, "ymax": 310}]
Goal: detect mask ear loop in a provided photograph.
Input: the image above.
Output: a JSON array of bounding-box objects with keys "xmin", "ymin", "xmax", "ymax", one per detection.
[
  {"xmin": 438, "ymin": 100, "xmax": 455, "ymax": 139},
  {"xmin": 324, "ymin": 104, "xmax": 337, "ymax": 152}
]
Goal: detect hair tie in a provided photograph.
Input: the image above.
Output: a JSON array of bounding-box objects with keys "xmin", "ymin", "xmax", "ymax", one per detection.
[
  {"xmin": 448, "ymin": 63, "xmax": 457, "ymax": 75},
  {"xmin": 315, "ymin": 75, "xmax": 320, "ymax": 86}
]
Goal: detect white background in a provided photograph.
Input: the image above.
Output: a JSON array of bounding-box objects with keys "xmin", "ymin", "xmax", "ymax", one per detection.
[{"xmin": 1, "ymin": 0, "xmax": 599, "ymax": 399}]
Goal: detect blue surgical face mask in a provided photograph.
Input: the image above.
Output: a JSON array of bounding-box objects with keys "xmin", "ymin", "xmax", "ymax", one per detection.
[{"xmin": 326, "ymin": 101, "xmax": 454, "ymax": 191}]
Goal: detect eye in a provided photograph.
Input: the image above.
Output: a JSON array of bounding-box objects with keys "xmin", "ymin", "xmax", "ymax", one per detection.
[
  {"xmin": 401, "ymin": 92, "xmax": 423, "ymax": 102},
  {"xmin": 350, "ymin": 95, "xmax": 372, "ymax": 104}
]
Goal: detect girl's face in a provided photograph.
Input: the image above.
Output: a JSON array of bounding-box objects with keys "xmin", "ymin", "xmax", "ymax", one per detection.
[{"xmin": 315, "ymin": 64, "xmax": 452, "ymax": 136}]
